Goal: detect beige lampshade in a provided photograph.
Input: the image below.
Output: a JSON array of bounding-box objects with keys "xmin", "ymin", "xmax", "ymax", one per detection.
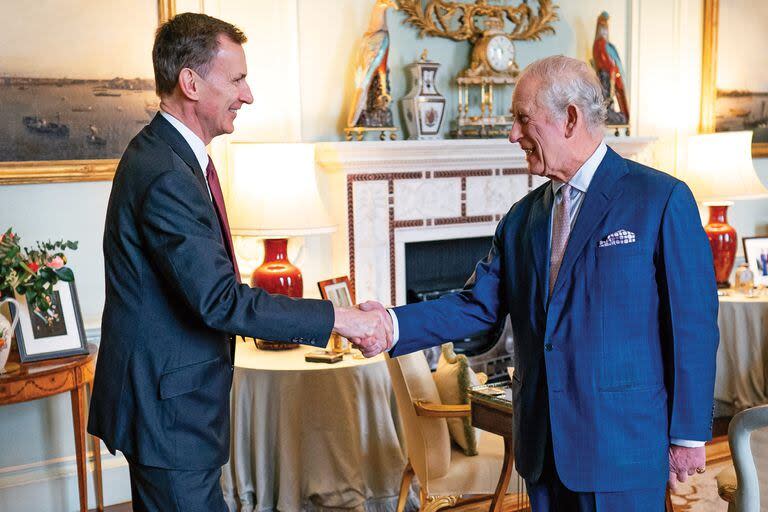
[
  {"xmin": 229, "ymin": 143, "xmax": 336, "ymax": 237},
  {"xmin": 680, "ymin": 131, "xmax": 768, "ymax": 204}
]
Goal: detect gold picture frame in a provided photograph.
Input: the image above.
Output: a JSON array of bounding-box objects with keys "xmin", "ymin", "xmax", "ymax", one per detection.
[
  {"xmin": 701, "ymin": 0, "xmax": 768, "ymax": 157},
  {"xmin": 0, "ymin": 0, "xmax": 176, "ymax": 186}
]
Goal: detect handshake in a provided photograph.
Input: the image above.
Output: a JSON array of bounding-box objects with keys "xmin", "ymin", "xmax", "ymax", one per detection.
[{"xmin": 332, "ymin": 301, "xmax": 394, "ymax": 357}]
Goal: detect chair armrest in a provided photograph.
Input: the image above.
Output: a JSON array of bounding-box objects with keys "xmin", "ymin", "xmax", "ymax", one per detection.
[
  {"xmin": 413, "ymin": 400, "xmax": 471, "ymax": 418},
  {"xmin": 729, "ymin": 404, "xmax": 768, "ymax": 512}
]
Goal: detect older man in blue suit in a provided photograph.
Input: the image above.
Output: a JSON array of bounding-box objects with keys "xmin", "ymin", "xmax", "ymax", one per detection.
[{"xmin": 360, "ymin": 55, "xmax": 719, "ymax": 510}]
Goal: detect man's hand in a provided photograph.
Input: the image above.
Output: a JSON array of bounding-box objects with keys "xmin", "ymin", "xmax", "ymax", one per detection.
[
  {"xmin": 354, "ymin": 300, "xmax": 393, "ymax": 357},
  {"xmin": 668, "ymin": 445, "xmax": 706, "ymax": 492},
  {"xmin": 332, "ymin": 305, "xmax": 391, "ymax": 357}
]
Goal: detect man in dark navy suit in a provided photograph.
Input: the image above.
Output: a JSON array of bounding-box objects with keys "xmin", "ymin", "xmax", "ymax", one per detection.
[
  {"xmin": 88, "ymin": 13, "xmax": 390, "ymax": 512},
  {"xmin": 360, "ymin": 56, "xmax": 719, "ymax": 511}
]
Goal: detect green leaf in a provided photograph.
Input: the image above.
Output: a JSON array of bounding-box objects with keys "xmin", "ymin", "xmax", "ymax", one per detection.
[{"xmin": 55, "ymin": 267, "xmax": 75, "ymax": 282}]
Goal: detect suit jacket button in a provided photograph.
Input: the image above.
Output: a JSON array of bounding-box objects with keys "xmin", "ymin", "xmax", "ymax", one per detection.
[{"xmin": 544, "ymin": 343, "xmax": 553, "ymax": 352}]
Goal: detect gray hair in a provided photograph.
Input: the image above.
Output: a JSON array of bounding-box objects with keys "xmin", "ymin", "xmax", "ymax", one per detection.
[{"xmin": 518, "ymin": 55, "xmax": 607, "ymax": 132}]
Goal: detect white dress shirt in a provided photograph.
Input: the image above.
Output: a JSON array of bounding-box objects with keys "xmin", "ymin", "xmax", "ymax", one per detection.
[{"xmin": 160, "ymin": 110, "xmax": 212, "ymax": 200}]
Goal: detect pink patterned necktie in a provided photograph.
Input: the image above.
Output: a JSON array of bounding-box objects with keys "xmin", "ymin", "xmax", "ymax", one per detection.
[
  {"xmin": 206, "ymin": 157, "xmax": 240, "ymax": 281},
  {"xmin": 549, "ymin": 183, "xmax": 572, "ymax": 296}
]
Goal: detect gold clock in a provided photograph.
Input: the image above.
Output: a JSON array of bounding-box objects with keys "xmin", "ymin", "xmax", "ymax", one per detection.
[{"xmin": 464, "ymin": 18, "xmax": 518, "ymax": 78}]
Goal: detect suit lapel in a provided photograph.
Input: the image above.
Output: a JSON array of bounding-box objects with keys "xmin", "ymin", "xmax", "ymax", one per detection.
[
  {"xmin": 528, "ymin": 184, "xmax": 553, "ymax": 310},
  {"xmin": 550, "ymin": 147, "xmax": 628, "ymax": 299},
  {"xmin": 148, "ymin": 113, "xmax": 208, "ymax": 193}
]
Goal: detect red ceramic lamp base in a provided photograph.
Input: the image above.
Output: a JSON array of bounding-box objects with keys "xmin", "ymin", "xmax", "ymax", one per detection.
[
  {"xmin": 251, "ymin": 238, "xmax": 303, "ymax": 350},
  {"xmin": 704, "ymin": 204, "xmax": 737, "ymax": 289}
]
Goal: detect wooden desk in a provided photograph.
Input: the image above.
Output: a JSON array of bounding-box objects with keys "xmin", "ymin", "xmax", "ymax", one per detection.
[
  {"xmin": 0, "ymin": 343, "xmax": 103, "ymax": 512},
  {"xmin": 470, "ymin": 393, "xmax": 515, "ymax": 512}
]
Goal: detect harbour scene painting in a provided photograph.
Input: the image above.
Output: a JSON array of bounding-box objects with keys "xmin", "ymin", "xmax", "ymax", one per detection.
[
  {"xmin": 714, "ymin": 0, "xmax": 768, "ymax": 144},
  {"xmin": 0, "ymin": 77, "xmax": 158, "ymax": 161},
  {"xmin": 0, "ymin": 1, "xmax": 160, "ymax": 163}
]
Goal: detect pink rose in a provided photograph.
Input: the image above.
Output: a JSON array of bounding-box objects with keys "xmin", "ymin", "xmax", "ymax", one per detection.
[{"xmin": 46, "ymin": 256, "xmax": 65, "ymax": 269}]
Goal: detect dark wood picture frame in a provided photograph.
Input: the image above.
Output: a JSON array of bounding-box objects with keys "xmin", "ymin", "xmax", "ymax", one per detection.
[{"xmin": 10, "ymin": 279, "xmax": 88, "ymax": 363}]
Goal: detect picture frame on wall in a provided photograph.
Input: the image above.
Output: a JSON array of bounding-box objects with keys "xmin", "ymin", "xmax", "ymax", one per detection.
[
  {"xmin": 742, "ymin": 236, "xmax": 768, "ymax": 286},
  {"xmin": 9, "ymin": 280, "xmax": 88, "ymax": 362},
  {"xmin": 701, "ymin": 0, "xmax": 768, "ymax": 157},
  {"xmin": 317, "ymin": 276, "xmax": 355, "ymax": 308},
  {"xmin": 0, "ymin": 0, "xmax": 176, "ymax": 186}
]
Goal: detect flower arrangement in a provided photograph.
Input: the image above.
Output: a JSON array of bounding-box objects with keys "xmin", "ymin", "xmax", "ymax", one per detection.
[{"xmin": 0, "ymin": 228, "xmax": 78, "ymax": 324}]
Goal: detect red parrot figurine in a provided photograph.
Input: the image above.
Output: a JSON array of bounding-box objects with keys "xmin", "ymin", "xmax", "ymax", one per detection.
[{"xmin": 593, "ymin": 11, "xmax": 629, "ymax": 125}]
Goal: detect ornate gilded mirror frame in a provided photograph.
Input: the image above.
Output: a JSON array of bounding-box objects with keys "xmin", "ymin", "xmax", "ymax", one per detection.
[
  {"xmin": 0, "ymin": 0, "xmax": 176, "ymax": 185},
  {"xmin": 700, "ymin": 0, "xmax": 768, "ymax": 157}
]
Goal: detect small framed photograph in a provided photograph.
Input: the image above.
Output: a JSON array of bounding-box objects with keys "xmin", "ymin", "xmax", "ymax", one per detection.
[
  {"xmin": 743, "ymin": 236, "xmax": 768, "ymax": 286},
  {"xmin": 10, "ymin": 280, "xmax": 88, "ymax": 362},
  {"xmin": 317, "ymin": 276, "xmax": 355, "ymax": 307}
]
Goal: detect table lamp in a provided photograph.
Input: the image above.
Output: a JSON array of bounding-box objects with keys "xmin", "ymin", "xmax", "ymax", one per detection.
[
  {"xmin": 229, "ymin": 143, "xmax": 336, "ymax": 348},
  {"xmin": 678, "ymin": 131, "xmax": 768, "ymax": 288}
]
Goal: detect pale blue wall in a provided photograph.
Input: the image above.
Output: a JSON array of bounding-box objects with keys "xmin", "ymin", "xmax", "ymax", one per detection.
[{"xmin": 0, "ymin": 1, "xmax": 766, "ymax": 510}]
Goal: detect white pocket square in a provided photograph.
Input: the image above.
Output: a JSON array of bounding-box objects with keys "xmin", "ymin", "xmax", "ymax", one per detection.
[{"xmin": 598, "ymin": 229, "xmax": 636, "ymax": 248}]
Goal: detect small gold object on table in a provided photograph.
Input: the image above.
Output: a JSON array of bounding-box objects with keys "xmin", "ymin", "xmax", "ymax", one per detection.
[{"xmin": 328, "ymin": 333, "xmax": 351, "ymax": 354}]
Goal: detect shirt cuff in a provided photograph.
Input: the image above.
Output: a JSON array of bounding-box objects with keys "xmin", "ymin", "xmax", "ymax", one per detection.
[
  {"xmin": 670, "ymin": 438, "xmax": 705, "ymax": 448},
  {"xmin": 387, "ymin": 308, "xmax": 400, "ymax": 347}
]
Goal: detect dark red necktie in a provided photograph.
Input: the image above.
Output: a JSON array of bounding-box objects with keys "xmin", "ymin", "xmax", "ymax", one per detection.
[{"xmin": 206, "ymin": 158, "xmax": 241, "ymax": 281}]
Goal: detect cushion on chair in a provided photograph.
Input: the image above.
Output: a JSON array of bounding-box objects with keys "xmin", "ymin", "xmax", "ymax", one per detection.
[
  {"xmin": 716, "ymin": 464, "xmax": 737, "ymax": 503},
  {"xmin": 433, "ymin": 343, "xmax": 482, "ymax": 456},
  {"xmin": 429, "ymin": 430, "xmax": 523, "ymax": 496},
  {"xmin": 387, "ymin": 351, "xmax": 452, "ymax": 480}
]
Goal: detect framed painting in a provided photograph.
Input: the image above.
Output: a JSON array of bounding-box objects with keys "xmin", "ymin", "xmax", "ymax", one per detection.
[
  {"xmin": 9, "ymin": 280, "xmax": 88, "ymax": 363},
  {"xmin": 0, "ymin": 0, "xmax": 176, "ymax": 185},
  {"xmin": 701, "ymin": 0, "xmax": 768, "ymax": 157}
]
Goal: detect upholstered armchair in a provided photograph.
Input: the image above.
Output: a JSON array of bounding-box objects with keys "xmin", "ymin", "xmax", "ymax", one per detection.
[
  {"xmin": 387, "ymin": 350, "xmax": 526, "ymax": 512},
  {"xmin": 716, "ymin": 404, "xmax": 768, "ymax": 512}
]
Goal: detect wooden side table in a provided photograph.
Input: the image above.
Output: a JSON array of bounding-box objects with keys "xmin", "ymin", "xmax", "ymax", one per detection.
[
  {"xmin": 0, "ymin": 343, "xmax": 103, "ymax": 512},
  {"xmin": 469, "ymin": 392, "xmax": 516, "ymax": 512}
]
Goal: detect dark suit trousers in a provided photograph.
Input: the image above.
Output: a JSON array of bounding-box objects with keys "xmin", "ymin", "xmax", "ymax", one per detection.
[
  {"xmin": 526, "ymin": 432, "xmax": 666, "ymax": 512},
  {"xmin": 128, "ymin": 460, "xmax": 227, "ymax": 512}
]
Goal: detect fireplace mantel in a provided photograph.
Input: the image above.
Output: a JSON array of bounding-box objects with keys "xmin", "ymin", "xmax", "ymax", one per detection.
[
  {"xmin": 316, "ymin": 136, "xmax": 656, "ymax": 174},
  {"xmin": 316, "ymin": 137, "xmax": 657, "ymax": 306}
]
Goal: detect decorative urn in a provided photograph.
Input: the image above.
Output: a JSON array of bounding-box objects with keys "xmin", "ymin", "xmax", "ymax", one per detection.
[{"xmin": 400, "ymin": 50, "xmax": 446, "ymax": 140}]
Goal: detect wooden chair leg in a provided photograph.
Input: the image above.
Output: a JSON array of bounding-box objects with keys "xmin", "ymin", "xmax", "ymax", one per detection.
[
  {"xmin": 396, "ymin": 462, "xmax": 415, "ymax": 512},
  {"xmin": 665, "ymin": 488, "xmax": 674, "ymax": 512}
]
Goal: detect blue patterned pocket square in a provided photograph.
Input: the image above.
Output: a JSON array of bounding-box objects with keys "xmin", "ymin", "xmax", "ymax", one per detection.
[{"xmin": 598, "ymin": 229, "xmax": 636, "ymax": 248}]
